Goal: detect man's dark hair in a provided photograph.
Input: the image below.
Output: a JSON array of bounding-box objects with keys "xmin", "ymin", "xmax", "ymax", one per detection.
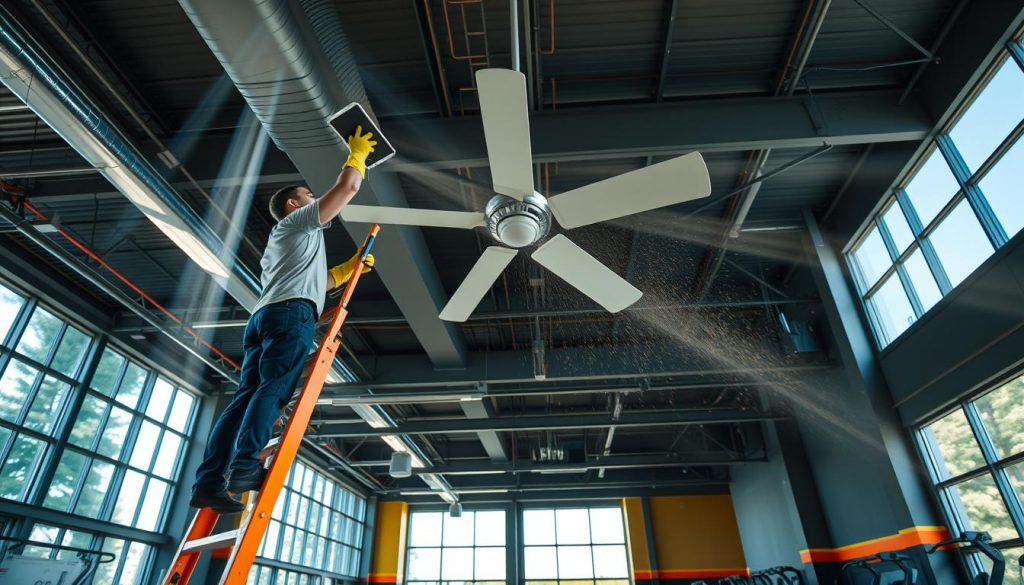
[{"xmin": 269, "ymin": 185, "xmax": 304, "ymax": 222}]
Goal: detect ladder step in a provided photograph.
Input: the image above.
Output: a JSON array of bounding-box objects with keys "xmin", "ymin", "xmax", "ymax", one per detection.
[
  {"xmin": 260, "ymin": 436, "xmax": 281, "ymax": 461},
  {"xmin": 181, "ymin": 530, "xmax": 240, "ymax": 554}
]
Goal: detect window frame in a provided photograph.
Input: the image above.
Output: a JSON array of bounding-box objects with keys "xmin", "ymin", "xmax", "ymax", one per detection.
[
  {"xmin": 405, "ymin": 506, "xmax": 510, "ymax": 585},
  {"xmin": 518, "ymin": 504, "xmax": 632, "ymax": 585},
  {"xmin": 847, "ymin": 40, "xmax": 1024, "ymax": 350},
  {"xmin": 0, "ymin": 277, "xmax": 202, "ymax": 584},
  {"xmin": 914, "ymin": 373, "xmax": 1024, "ymax": 579}
]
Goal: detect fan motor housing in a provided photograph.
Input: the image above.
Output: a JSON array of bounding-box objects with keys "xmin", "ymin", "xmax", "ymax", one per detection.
[{"xmin": 485, "ymin": 193, "xmax": 551, "ymax": 248}]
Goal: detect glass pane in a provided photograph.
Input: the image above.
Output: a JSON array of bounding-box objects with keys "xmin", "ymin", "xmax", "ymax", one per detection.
[
  {"xmin": 25, "ymin": 375, "xmax": 70, "ymax": 434},
  {"xmin": 905, "ymin": 148, "xmax": 960, "ymax": 227},
  {"xmin": 410, "ymin": 512, "xmax": 443, "ymax": 547},
  {"xmin": 91, "ymin": 349, "xmax": 125, "ymax": 396},
  {"xmin": 950, "ymin": 59, "xmax": 1024, "ymax": 173},
  {"xmin": 112, "ymin": 470, "xmax": 146, "ymax": 525},
  {"xmin": 928, "ymin": 200, "xmax": 994, "ymax": 287},
  {"xmin": 15, "ymin": 308, "xmax": 62, "ymax": 363},
  {"xmin": 867, "ymin": 273, "xmax": 916, "ymax": 346},
  {"xmin": 119, "ymin": 542, "xmax": 149, "ymax": 585},
  {"xmin": 97, "ymin": 406, "xmax": 133, "ymax": 459},
  {"xmin": 146, "ymin": 378, "xmax": 174, "ymax": 421},
  {"xmin": 974, "ymin": 377, "xmax": 1024, "ymax": 459},
  {"xmin": 70, "ymin": 395, "xmax": 107, "ymax": 450},
  {"xmin": 74, "ymin": 460, "xmax": 114, "ymax": 518},
  {"xmin": 851, "ymin": 225, "xmax": 893, "ymax": 289},
  {"xmin": 556, "ymin": 509, "xmax": 591, "ymax": 544},
  {"xmin": 443, "ymin": 512, "xmax": 474, "ymax": 546},
  {"xmin": 979, "ymin": 136, "xmax": 1024, "ymax": 238},
  {"xmin": 92, "ymin": 538, "xmax": 125, "ymax": 584},
  {"xmin": 882, "ymin": 203, "xmax": 915, "ymax": 253},
  {"xmin": 0, "ymin": 285, "xmax": 24, "ymax": 343},
  {"xmin": 0, "ymin": 433, "xmax": 45, "ymax": 500},
  {"xmin": 475, "ymin": 547, "xmax": 507, "ymax": 580},
  {"xmin": 589, "ymin": 508, "xmax": 625, "ymax": 544},
  {"xmin": 902, "ymin": 250, "xmax": 942, "ymax": 312},
  {"xmin": 0, "ymin": 359, "xmax": 39, "ymax": 423},
  {"xmin": 116, "ymin": 363, "xmax": 148, "ymax": 410},
  {"xmin": 408, "ymin": 547, "xmax": 441, "ymax": 580},
  {"xmin": 129, "ymin": 421, "xmax": 160, "ymax": 471},
  {"xmin": 558, "ymin": 546, "xmax": 595, "ymax": 578},
  {"xmin": 593, "ymin": 545, "xmax": 629, "ymax": 578},
  {"xmin": 25, "ymin": 524, "xmax": 58, "ymax": 558},
  {"xmin": 924, "ymin": 408, "xmax": 986, "ymax": 480},
  {"xmin": 524, "ymin": 509, "xmax": 556, "ymax": 545},
  {"xmin": 43, "ymin": 449, "xmax": 87, "ymax": 511},
  {"xmin": 475, "ymin": 510, "xmax": 506, "ymax": 546},
  {"xmin": 136, "ymin": 479, "xmax": 169, "ymax": 531},
  {"xmin": 152, "ymin": 432, "xmax": 182, "ymax": 479},
  {"xmin": 166, "ymin": 390, "xmax": 195, "ymax": 433},
  {"xmin": 947, "ymin": 474, "xmax": 1018, "ymax": 541},
  {"xmin": 51, "ymin": 326, "xmax": 90, "ymax": 377},
  {"xmin": 525, "ymin": 546, "xmax": 558, "ymax": 579},
  {"xmin": 57, "ymin": 529, "xmax": 93, "ymax": 561},
  {"xmin": 440, "ymin": 546, "xmax": 473, "ymax": 580}
]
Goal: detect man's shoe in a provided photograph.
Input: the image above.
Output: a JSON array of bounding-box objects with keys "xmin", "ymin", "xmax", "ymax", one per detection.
[
  {"xmin": 189, "ymin": 490, "xmax": 244, "ymax": 514},
  {"xmin": 227, "ymin": 467, "xmax": 267, "ymax": 494}
]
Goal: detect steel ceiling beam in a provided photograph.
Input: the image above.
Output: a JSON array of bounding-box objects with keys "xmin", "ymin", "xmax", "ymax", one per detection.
[
  {"xmin": 654, "ymin": 0, "xmax": 680, "ymax": 102},
  {"xmin": 460, "ymin": 397, "xmax": 509, "ymax": 462},
  {"xmin": 314, "ymin": 409, "xmax": 780, "ymax": 438},
  {"xmin": 384, "ymin": 89, "xmax": 929, "ymax": 169},
  {"xmin": 407, "ymin": 452, "xmax": 763, "ymax": 475},
  {"xmin": 324, "ymin": 344, "xmax": 832, "ymax": 390}
]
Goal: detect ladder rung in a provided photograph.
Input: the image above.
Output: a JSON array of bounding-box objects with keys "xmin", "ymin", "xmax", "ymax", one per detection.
[
  {"xmin": 260, "ymin": 436, "xmax": 281, "ymax": 461},
  {"xmin": 181, "ymin": 530, "xmax": 240, "ymax": 554}
]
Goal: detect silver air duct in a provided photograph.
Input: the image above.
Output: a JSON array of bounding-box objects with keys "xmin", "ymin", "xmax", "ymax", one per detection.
[{"xmin": 0, "ymin": 5, "xmax": 261, "ymax": 310}]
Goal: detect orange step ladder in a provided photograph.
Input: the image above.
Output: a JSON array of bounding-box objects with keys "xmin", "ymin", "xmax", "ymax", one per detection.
[{"xmin": 162, "ymin": 225, "xmax": 381, "ymax": 585}]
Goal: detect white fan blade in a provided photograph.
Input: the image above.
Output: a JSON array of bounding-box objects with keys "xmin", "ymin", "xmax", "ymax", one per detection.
[
  {"xmin": 439, "ymin": 247, "xmax": 519, "ymax": 322},
  {"xmin": 547, "ymin": 151, "xmax": 712, "ymax": 229},
  {"xmin": 341, "ymin": 205, "xmax": 485, "ymax": 230},
  {"xmin": 531, "ymin": 235, "xmax": 642, "ymax": 313},
  {"xmin": 476, "ymin": 69, "xmax": 535, "ymax": 200}
]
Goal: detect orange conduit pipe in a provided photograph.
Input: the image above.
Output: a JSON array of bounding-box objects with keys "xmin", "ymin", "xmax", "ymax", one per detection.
[{"xmin": 18, "ymin": 199, "xmax": 242, "ymax": 371}]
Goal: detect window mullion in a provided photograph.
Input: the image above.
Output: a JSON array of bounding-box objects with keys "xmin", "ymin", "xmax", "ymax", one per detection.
[
  {"xmin": 877, "ymin": 217, "xmax": 926, "ymax": 319},
  {"xmin": 963, "ymin": 402, "xmax": 1024, "ymax": 540},
  {"xmin": 897, "ymin": 190, "xmax": 953, "ymax": 294},
  {"xmin": 1008, "ymin": 39, "xmax": 1024, "ymax": 71},
  {"xmin": 936, "ymin": 135, "xmax": 1009, "ymax": 249},
  {"xmin": 25, "ymin": 336, "xmax": 107, "ymax": 510}
]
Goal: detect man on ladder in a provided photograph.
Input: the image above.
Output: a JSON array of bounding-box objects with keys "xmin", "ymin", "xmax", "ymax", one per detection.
[{"xmin": 188, "ymin": 126, "xmax": 378, "ymax": 514}]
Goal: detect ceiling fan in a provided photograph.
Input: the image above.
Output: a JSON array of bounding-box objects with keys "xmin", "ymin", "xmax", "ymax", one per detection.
[{"xmin": 341, "ymin": 68, "xmax": 712, "ymax": 322}]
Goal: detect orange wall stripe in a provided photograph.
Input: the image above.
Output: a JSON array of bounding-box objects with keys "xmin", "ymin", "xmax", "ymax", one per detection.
[
  {"xmin": 634, "ymin": 568, "xmax": 751, "ymax": 579},
  {"xmin": 800, "ymin": 526, "xmax": 950, "ymax": 564},
  {"xmin": 367, "ymin": 574, "xmax": 400, "ymax": 584}
]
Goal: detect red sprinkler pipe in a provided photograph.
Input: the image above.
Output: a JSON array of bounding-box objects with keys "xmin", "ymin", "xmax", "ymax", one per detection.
[{"xmin": 18, "ymin": 200, "xmax": 242, "ymax": 371}]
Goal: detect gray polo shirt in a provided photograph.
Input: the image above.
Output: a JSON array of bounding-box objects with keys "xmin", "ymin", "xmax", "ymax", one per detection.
[{"xmin": 252, "ymin": 200, "xmax": 328, "ymax": 316}]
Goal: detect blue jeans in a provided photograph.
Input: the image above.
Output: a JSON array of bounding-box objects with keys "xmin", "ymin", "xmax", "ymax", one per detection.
[{"xmin": 193, "ymin": 298, "xmax": 316, "ymax": 493}]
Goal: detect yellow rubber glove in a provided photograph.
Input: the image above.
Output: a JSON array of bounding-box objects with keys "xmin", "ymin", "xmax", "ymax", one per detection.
[
  {"xmin": 343, "ymin": 125, "xmax": 377, "ymax": 178},
  {"xmin": 329, "ymin": 252, "xmax": 375, "ymax": 288}
]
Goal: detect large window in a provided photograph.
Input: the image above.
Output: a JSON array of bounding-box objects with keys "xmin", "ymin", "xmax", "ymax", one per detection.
[
  {"xmin": 255, "ymin": 459, "xmax": 368, "ymax": 582},
  {"xmin": 407, "ymin": 509, "xmax": 507, "ymax": 585},
  {"xmin": 917, "ymin": 374, "xmax": 1024, "ymax": 578},
  {"xmin": 0, "ymin": 280, "xmax": 199, "ymax": 584},
  {"xmin": 522, "ymin": 507, "xmax": 630, "ymax": 585},
  {"xmin": 24, "ymin": 523, "xmax": 153, "ymax": 585},
  {"xmin": 848, "ymin": 41, "xmax": 1024, "ymax": 348}
]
